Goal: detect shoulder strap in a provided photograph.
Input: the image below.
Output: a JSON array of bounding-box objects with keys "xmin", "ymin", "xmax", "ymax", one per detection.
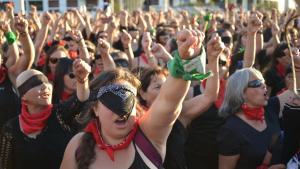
[{"xmin": 134, "ymin": 127, "xmax": 163, "ymax": 169}]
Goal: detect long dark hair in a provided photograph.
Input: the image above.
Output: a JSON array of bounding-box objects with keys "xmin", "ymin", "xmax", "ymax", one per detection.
[
  {"xmin": 52, "ymin": 58, "xmax": 73, "ymax": 104},
  {"xmin": 75, "ymin": 68, "xmax": 140, "ymax": 169}
]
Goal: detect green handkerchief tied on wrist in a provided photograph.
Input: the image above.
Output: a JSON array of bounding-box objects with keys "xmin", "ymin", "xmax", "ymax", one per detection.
[
  {"xmin": 5, "ymin": 31, "xmax": 17, "ymax": 45},
  {"xmin": 167, "ymin": 47, "xmax": 212, "ymax": 81}
]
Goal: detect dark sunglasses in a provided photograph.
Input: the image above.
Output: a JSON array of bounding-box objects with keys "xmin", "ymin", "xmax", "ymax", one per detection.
[
  {"xmin": 95, "ymin": 54, "xmax": 102, "ymax": 60},
  {"xmin": 247, "ymin": 79, "xmax": 264, "ymax": 88},
  {"xmin": 219, "ymin": 59, "xmax": 227, "ymax": 66},
  {"xmin": 49, "ymin": 58, "xmax": 60, "ymax": 64},
  {"xmin": 68, "ymin": 72, "xmax": 75, "ymax": 79},
  {"xmin": 221, "ymin": 36, "xmax": 232, "ymax": 44}
]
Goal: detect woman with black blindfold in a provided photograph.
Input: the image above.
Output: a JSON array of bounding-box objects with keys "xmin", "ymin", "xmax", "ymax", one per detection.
[
  {"xmin": 60, "ymin": 29, "xmax": 212, "ymax": 169},
  {"xmin": 0, "ymin": 59, "xmax": 90, "ymax": 169}
]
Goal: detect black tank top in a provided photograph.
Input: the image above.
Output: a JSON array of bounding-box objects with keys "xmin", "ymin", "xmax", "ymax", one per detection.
[{"xmin": 128, "ymin": 142, "xmax": 151, "ymax": 169}]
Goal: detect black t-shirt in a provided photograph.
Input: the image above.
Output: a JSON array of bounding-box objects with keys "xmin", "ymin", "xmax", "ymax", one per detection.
[
  {"xmin": 217, "ymin": 97, "xmax": 282, "ymax": 169},
  {"xmin": 164, "ymin": 119, "xmax": 188, "ymax": 169},
  {"xmin": 281, "ymin": 103, "xmax": 300, "ymax": 164},
  {"xmin": 185, "ymin": 104, "xmax": 225, "ymax": 169},
  {"xmin": 0, "ymin": 96, "xmax": 86, "ymax": 169},
  {"xmin": 0, "ymin": 73, "xmax": 20, "ymax": 129},
  {"xmin": 264, "ymin": 66, "xmax": 286, "ymax": 97}
]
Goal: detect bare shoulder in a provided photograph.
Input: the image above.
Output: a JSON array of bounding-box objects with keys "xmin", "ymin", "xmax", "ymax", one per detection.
[{"xmin": 60, "ymin": 132, "xmax": 86, "ymax": 169}]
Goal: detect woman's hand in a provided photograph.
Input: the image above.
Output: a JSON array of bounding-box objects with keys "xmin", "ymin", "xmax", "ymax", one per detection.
[
  {"xmin": 207, "ymin": 34, "xmax": 226, "ymax": 63},
  {"xmin": 97, "ymin": 38, "xmax": 110, "ymax": 56},
  {"xmin": 14, "ymin": 16, "xmax": 29, "ymax": 34},
  {"xmin": 73, "ymin": 59, "xmax": 91, "ymax": 83},
  {"xmin": 176, "ymin": 29, "xmax": 205, "ymax": 59},
  {"xmin": 247, "ymin": 12, "xmax": 263, "ymax": 35}
]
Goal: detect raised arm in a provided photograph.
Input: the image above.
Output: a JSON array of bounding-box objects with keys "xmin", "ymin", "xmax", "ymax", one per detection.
[
  {"xmin": 139, "ymin": 29, "xmax": 204, "ymax": 156},
  {"xmin": 120, "ymin": 30, "xmax": 134, "ymax": 69},
  {"xmin": 9, "ymin": 17, "xmax": 34, "ymax": 85},
  {"xmin": 34, "ymin": 12, "xmax": 52, "ymax": 66},
  {"xmin": 97, "ymin": 38, "xmax": 116, "ymax": 71},
  {"xmin": 180, "ymin": 34, "xmax": 225, "ymax": 127},
  {"xmin": 69, "ymin": 30, "xmax": 90, "ymax": 64},
  {"xmin": 73, "ymin": 59, "xmax": 90, "ymax": 102},
  {"xmin": 0, "ymin": 21, "xmax": 19, "ymax": 68},
  {"xmin": 243, "ymin": 13, "xmax": 262, "ymax": 68}
]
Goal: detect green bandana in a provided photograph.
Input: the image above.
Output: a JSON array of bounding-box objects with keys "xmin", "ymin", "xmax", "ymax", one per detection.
[
  {"xmin": 167, "ymin": 48, "xmax": 212, "ymax": 81},
  {"xmin": 5, "ymin": 31, "xmax": 17, "ymax": 45}
]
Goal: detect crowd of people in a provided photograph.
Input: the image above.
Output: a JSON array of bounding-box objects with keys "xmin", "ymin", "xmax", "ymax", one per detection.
[{"xmin": 0, "ymin": 2, "xmax": 300, "ymax": 169}]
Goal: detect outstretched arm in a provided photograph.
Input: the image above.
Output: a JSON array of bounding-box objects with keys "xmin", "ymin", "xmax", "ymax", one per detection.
[
  {"xmin": 139, "ymin": 29, "xmax": 205, "ymax": 157},
  {"xmin": 180, "ymin": 34, "xmax": 225, "ymax": 127},
  {"xmin": 9, "ymin": 17, "xmax": 35, "ymax": 86}
]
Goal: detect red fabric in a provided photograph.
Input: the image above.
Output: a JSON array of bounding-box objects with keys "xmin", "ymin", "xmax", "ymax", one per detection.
[
  {"xmin": 19, "ymin": 103, "xmax": 53, "ymax": 135},
  {"xmin": 276, "ymin": 63, "xmax": 286, "ymax": 78},
  {"xmin": 37, "ymin": 54, "xmax": 46, "ymax": 67},
  {"xmin": 241, "ymin": 103, "xmax": 265, "ymax": 121},
  {"xmin": 84, "ymin": 119, "xmax": 138, "ymax": 161},
  {"xmin": 256, "ymin": 164, "xmax": 268, "ymax": 169},
  {"xmin": 277, "ymin": 87, "xmax": 287, "ymax": 95},
  {"xmin": 140, "ymin": 53, "xmax": 149, "ymax": 64},
  {"xmin": 93, "ymin": 65, "xmax": 102, "ymax": 76},
  {"xmin": 0, "ymin": 66, "xmax": 7, "ymax": 84},
  {"xmin": 202, "ymin": 79, "xmax": 226, "ymax": 109},
  {"xmin": 47, "ymin": 72, "xmax": 54, "ymax": 82},
  {"xmin": 69, "ymin": 50, "xmax": 78, "ymax": 60},
  {"xmin": 61, "ymin": 90, "xmax": 73, "ymax": 101}
]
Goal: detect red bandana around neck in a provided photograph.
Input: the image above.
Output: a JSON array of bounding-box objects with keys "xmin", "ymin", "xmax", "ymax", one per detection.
[
  {"xmin": 241, "ymin": 103, "xmax": 265, "ymax": 121},
  {"xmin": 84, "ymin": 119, "xmax": 138, "ymax": 161},
  {"xmin": 202, "ymin": 79, "xmax": 226, "ymax": 109},
  {"xmin": 61, "ymin": 90, "xmax": 73, "ymax": 101},
  {"xmin": 19, "ymin": 103, "xmax": 53, "ymax": 135},
  {"xmin": 276, "ymin": 63, "xmax": 286, "ymax": 78},
  {"xmin": 0, "ymin": 66, "xmax": 7, "ymax": 83}
]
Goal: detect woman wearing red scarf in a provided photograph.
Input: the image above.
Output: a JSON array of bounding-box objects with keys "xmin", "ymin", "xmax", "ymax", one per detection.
[
  {"xmin": 0, "ymin": 59, "xmax": 90, "ymax": 169},
  {"xmin": 216, "ymin": 13, "xmax": 299, "ymax": 169},
  {"xmin": 60, "ymin": 29, "xmax": 210, "ymax": 169},
  {"xmin": 135, "ymin": 34, "xmax": 224, "ymax": 169}
]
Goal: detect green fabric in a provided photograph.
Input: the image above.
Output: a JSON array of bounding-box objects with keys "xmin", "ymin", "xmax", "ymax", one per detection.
[
  {"xmin": 167, "ymin": 48, "xmax": 212, "ymax": 81},
  {"xmin": 203, "ymin": 14, "xmax": 213, "ymax": 22},
  {"xmin": 5, "ymin": 31, "xmax": 17, "ymax": 45}
]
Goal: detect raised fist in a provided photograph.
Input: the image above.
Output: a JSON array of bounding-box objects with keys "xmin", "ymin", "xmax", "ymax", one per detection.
[
  {"xmin": 176, "ymin": 29, "xmax": 205, "ymax": 59},
  {"xmin": 247, "ymin": 12, "xmax": 263, "ymax": 34},
  {"xmin": 42, "ymin": 12, "xmax": 52, "ymax": 25},
  {"xmin": 207, "ymin": 34, "xmax": 226, "ymax": 63},
  {"xmin": 97, "ymin": 38, "xmax": 110, "ymax": 56},
  {"xmin": 14, "ymin": 16, "xmax": 28, "ymax": 34},
  {"xmin": 73, "ymin": 59, "xmax": 91, "ymax": 83}
]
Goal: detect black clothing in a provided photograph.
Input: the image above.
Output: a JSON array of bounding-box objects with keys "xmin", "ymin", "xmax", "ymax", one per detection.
[
  {"xmin": 264, "ymin": 66, "xmax": 286, "ymax": 97},
  {"xmin": 0, "ymin": 96, "xmax": 86, "ymax": 169},
  {"xmin": 129, "ymin": 141, "xmax": 151, "ymax": 169},
  {"xmin": 281, "ymin": 103, "xmax": 300, "ymax": 164},
  {"xmin": 217, "ymin": 97, "xmax": 282, "ymax": 169},
  {"xmin": 164, "ymin": 120, "xmax": 188, "ymax": 169},
  {"xmin": 185, "ymin": 105, "xmax": 224, "ymax": 169},
  {"xmin": 0, "ymin": 73, "xmax": 20, "ymax": 129}
]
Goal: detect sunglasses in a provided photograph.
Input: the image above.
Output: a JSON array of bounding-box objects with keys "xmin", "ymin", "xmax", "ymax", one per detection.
[
  {"xmin": 221, "ymin": 36, "xmax": 232, "ymax": 44},
  {"xmin": 219, "ymin": 59, "xmax": 227, "ymax": 66},
  {"xmin": 247, "ymin": 79, "xmax": 264, "ymax": 88},
  {"xmin": 49, "ymin": 58, "xmax": 60, "ymax": 64},
  {"xmin": 68, "ymin": 72, "xmax": 75, "ymax": 79},
  {"xmin": 95, "ymin": 54, "xmax": 102, "ymax": 60}
]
